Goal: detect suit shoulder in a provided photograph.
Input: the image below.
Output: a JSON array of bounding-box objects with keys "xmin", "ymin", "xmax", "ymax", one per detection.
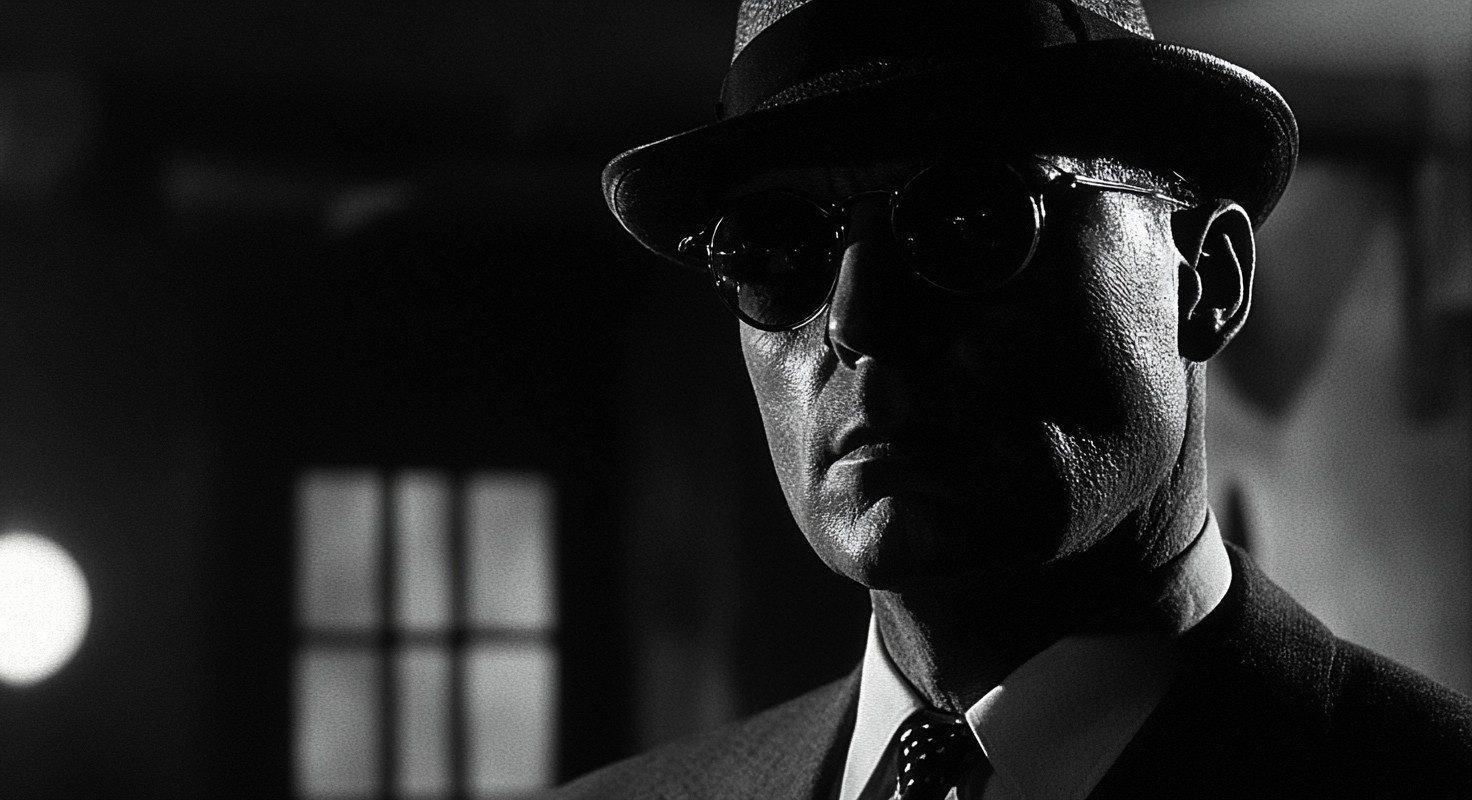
[
  {"xmin": 542, "ymin": 674, "xmax": 857, "ymax": 800},
  {"xmin": 1330, "ymin": 638, "xmax": 1472, "ymax": 732},
  {"xmin": 1327, "ymin": 638, "xmax": 1472, "ymax": 792},
  {"xmin": 1100, "ymin": 552, "xmax": 1470, "ymax": 798}
]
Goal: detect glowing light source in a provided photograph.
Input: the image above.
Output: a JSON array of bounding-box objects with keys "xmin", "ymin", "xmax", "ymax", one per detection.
[{"xmin": 0, "ymin": 531, "xmax": 91, "ymax": 687}]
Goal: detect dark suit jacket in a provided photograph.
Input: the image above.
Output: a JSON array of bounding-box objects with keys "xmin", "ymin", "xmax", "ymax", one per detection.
[{"xmin": 551, "ymin": 547, "xmax": 1472, "ymax": 798}]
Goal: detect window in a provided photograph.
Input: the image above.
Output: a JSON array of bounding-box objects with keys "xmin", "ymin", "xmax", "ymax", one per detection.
[{"xmin": 293, "ymin": 468, "xmax": 557, "ymax": 799}]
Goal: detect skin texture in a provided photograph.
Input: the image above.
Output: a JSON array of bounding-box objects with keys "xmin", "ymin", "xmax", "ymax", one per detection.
[{"xmin": 736, "ymin": 155, "xmax": 1255, "ymax": 710}]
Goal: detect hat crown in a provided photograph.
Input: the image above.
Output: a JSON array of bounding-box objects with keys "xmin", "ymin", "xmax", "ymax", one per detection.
[
  {"xmin": 732, "ymin": 0, "xmax": 1154, "ymax": 60},
  {"xmin": 720, "ymin": 0, "xmax": 1156, "ymax": 121}
]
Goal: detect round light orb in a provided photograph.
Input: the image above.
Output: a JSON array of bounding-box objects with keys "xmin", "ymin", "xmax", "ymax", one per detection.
[{"xmin": 0, "ymin": 531, "xmax": 92, "ymax": 687}]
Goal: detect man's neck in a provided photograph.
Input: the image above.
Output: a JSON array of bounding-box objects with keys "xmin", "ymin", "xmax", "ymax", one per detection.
[{"xmin": 869, "ymin": 506, "xmax": 1208, "ymax": 714}]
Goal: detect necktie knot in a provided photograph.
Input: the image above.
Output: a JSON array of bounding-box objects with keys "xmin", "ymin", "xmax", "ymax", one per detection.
[{"xmin": 893, "ymin": 709, "xmax": 984, "ymax": 800}]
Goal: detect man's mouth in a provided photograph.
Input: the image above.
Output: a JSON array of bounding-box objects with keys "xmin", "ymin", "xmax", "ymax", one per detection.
[
  {"xmin": 833, "ymin": 441, "xmax": 901, "ymax": 465},
  {"xmin": 830, "ymin": 426, "xmax": 948, "ymax": 467}
]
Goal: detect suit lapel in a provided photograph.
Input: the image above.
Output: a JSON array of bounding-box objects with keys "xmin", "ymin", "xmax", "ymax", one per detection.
[
  {"xmin": 742, "ymin": 667, "xmax": 859, "ymax": 800},
  {"xmin": 658, "ymin": 667, "xmax": 860, "ymax": 800}
]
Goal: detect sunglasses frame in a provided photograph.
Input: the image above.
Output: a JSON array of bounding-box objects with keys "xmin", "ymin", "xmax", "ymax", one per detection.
[{"xmin": 678, "ymin": 159, "xmax": 1192, "ymax": 332}]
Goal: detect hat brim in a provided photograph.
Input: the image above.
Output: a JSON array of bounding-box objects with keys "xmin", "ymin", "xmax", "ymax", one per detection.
[{"xmin": 603, "ymin": 38, "xmax": 1297, "ymax": 266}]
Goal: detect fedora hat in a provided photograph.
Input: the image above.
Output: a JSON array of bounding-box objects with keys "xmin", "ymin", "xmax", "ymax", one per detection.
[{"xmin": 602, "ymin": 0, "xmax": 1297, "ymax": 265}]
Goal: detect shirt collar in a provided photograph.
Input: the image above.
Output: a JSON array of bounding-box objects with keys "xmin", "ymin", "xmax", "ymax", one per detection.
[{"xmin": 839, "ymin": 513, "xmax": 1232, "ymax": 800}]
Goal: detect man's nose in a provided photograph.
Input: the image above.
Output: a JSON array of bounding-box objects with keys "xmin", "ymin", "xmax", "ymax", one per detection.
[{"xmin": 824, "ymin": 200, "xmax": 925, "ymax": 367}]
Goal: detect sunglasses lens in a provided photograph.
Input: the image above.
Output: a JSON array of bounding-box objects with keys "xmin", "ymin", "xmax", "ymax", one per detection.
[
  {"xmin": 709, "ymin": 192, "xmax": 841, "ymax": 329},
  {"xmin": 894, "ymin": 163, "xmax": 1042, "ymax": 293}
]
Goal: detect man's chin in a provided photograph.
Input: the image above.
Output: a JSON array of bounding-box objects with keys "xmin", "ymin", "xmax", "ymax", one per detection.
[{"xmin": 806, "ymin": 497, "xmax": 1056, "ymax": 591}]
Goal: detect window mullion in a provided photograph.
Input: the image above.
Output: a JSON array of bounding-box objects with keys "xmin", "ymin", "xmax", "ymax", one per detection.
[
  {"xmin": 379, "ymin": 472, "xmax": 398, "ymax": 800},
  {"xmin": 449, "ymin": 474, "xmax": 468, "ymax": 800}
]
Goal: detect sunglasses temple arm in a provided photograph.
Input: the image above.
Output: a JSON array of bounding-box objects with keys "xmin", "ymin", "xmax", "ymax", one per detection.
[{"xmin": 1059, "ymin": 174, "xmax": 1193, "ymax": 208}]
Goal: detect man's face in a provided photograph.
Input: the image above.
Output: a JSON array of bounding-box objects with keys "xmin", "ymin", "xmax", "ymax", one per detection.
[{"xmin": 737, "ymin": 156, "xmax": 1193, "ymax": 591}]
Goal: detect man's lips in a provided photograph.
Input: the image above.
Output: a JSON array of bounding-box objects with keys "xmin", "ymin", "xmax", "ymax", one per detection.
[
  {"xmin": 828, "ymin": 426, "xmax": 959, "ymax": 467},
  {"xmin": 833, "ymin": 441, "xmax": 903, "ymax": 466}
]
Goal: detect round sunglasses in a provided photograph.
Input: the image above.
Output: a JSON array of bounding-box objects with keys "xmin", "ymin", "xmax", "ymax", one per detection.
[{"xmin": 677, "ymin": 160, "xmax": 1191, "ymax": 331}]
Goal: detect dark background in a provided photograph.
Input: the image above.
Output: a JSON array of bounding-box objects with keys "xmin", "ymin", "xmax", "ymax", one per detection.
[{"xmin": 0, "ymin": 2, "xmax": 1466, "ymax": 798}]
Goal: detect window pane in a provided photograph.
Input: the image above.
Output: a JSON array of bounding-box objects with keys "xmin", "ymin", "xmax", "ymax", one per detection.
[
  {"xmin": 295, "ymin": 648, "xmax": 382, "ymax": 798},
  {"xmin": 465, "ymin": 642, "xmax": 557, "ymax": 796},
  {"xmin": 394, "ymin": 471, "xmax": 452, "ymax": 631},
  {"xmin": 298, "ymin": 470, "xmax": 382, "ymax": 630},
  {"xmin": 397, "ymin": 646, "xmax": 451, "ymax": 799},
  {"xmin": 464, "ymin": 473, "xmax": 554, "ymax": 629}
]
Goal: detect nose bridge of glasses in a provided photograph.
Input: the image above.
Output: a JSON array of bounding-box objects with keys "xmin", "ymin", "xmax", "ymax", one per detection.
[
  {"xmin": 834, "ymin": 188, "xmax": 896, "ymax": 212},
  {"xmin": 824, "ymin": 192, "xmax": 909, "ymax": 320},
  {"xmin": 825, "ymin": 194, "xmax": 925, "ymax": 357},
  {"xmin": 832, "ymin": 189, "xmax": 900, "ymax": 249}
]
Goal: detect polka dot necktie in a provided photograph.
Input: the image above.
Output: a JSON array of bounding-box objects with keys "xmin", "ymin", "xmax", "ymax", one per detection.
[{"xmin": 891, "ymin": 708, "xmax": 987, "ymax": 800}]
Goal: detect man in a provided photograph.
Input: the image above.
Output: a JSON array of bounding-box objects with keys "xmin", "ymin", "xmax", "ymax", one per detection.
[{"xmin": 555, "ymin": 1, "xmax": 1472, "ymax": 797}]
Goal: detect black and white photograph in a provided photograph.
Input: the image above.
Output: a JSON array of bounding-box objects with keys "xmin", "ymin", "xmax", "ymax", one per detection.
[{"xmin": 0, "ymin": 2, "xmax": 1468, "ymax": 798}]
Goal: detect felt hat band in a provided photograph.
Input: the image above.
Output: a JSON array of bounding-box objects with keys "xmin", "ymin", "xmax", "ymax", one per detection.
[{"xmin": 718, "ymin": 0, "xmax": 1141, "ymax": 120}]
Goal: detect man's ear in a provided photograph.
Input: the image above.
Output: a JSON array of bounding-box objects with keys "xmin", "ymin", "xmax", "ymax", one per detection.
[{"xmin": 1172, "ymin": 200, "xmax": 1255, "ymax": 362}]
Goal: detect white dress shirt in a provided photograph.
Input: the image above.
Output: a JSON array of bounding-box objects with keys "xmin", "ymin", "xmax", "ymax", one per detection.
[{"xmin": 838, "ymin": 514, "xmax": 1233, "ymax": 800}]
